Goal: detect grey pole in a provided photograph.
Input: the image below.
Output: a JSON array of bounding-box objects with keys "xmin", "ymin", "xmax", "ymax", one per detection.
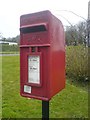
[
  {"xmin": 87, "ymin": 1, "xmax": 90, "ymax": 46},
  {"xmin": 88, "ymin": 1, "xmax": 90, "ymax": 19}
]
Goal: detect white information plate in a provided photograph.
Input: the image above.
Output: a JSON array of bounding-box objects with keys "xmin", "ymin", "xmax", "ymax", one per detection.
[
  {"xmin": 24, "ymin": 85, "xmax": 31, "ymax": 93},
  {"xmin": 28, "ymin": 56, "xmax": 40, "ymax": 84}
]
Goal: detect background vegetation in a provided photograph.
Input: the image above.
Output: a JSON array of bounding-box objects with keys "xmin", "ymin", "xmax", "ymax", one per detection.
[
  {"xmin": 65, "ymin": 21, "xmax": 87, "ymax": 46},
  {"xmin": 2, "ymin": 44, "xmax": 19, "ymax": 52},
  {"xmin": 66, "ymin": 45, "xmax": 88, "ymax": 83},
  {"xmin": 0, "ymin": 35, "xmax": 20, "ymax": 44}
]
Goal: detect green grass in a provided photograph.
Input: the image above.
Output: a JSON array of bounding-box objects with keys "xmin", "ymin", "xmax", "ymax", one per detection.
[{"xmin": 2, "ymin": 56, "xmax": 88, "ymax": 118}]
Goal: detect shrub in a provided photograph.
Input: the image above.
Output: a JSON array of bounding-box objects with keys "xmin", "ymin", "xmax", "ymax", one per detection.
[
  {"xmin": 66, "ymin": 45, "xmax": 88, "ymax": 82},
  {"xmin": 2, "ymin": 44, "xmax": 19, "ymax": 52}
]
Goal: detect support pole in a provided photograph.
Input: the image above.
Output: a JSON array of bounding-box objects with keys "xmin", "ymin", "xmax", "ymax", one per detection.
[
  {"xmin": 87, "ymin": 1, "xmax": 90, "ymax": 47},
  {"xmin": 42, "ymin": 100, "xmax": 49, "ymax": 120}
]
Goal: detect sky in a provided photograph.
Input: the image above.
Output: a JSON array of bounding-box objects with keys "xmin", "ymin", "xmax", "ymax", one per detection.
[{"xmin": 0, "ymin": 0, "xmax": 89, "ymax": 38}]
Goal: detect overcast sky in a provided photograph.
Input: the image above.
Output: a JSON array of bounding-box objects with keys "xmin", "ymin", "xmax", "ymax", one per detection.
[{"xmin": 0, "ymin": 0, "xmax": 89, "ymax": 38}]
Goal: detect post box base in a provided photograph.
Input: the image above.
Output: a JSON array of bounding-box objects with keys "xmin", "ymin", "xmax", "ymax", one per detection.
[{"xmin": 20, "ymin": 93, "xmax": 51, "ymax": 101}]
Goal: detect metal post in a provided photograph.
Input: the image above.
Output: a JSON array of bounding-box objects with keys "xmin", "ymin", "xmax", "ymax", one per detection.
[
  {"xmin": 88, "ymin": 1, "xmax": 90, "ymax": 47},
  {"xmin": 42, "ymin": 100, "xmax": 49, "ymax": 120},
  {"xmin": 88, "ymin": 1, "xmax": 90, "ymax": 20}
]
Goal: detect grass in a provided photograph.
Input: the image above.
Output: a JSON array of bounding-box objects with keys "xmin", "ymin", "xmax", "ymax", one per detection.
[{"xmin": 2, "ymin": 56, "xmax": 88, "ymax": 118}]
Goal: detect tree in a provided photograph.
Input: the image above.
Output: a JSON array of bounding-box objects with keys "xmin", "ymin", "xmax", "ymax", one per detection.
[
  {"xmin": 0, "ymin": 35, "xmax": 20, "ymax": 45},
  {"xmin": 65, "ymin": 25, "xmax": 78, "ymax": 45},
  {"xmin": 12, "ymin": 35, "xmax": 20, "ymax": 44},
  {"xmin": 65, "ymin": 21, "xmax": 87, "ymax": 46},
  {"xmin": 76, "ymin": 21, "xmax": 87, "ymax": 45},
  {"xmin": 0, "ymin": 33, "xmax": 3, "ymax": 39}
]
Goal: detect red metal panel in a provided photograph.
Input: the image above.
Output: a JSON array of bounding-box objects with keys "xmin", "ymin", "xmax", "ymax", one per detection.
[{"xmin": 20, "ymin": 10, "xmax": 65, "ymax": 101}]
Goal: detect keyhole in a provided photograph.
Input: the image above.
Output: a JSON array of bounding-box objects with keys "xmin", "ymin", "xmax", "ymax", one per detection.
[{"xmin": 31, "ymin": 47, "xmax": 36, "ymax": 52}]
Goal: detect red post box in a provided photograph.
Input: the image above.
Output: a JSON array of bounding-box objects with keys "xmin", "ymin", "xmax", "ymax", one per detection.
[{"xmin": 20, "ymin": 10, "xmax": 65, "ymax": 101}]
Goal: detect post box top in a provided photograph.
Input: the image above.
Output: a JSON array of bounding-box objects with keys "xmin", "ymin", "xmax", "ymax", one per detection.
[
  {"xmin": 20, "ymin": 10, "xmax": 51, "ymax": 18},
  {"xmin": 20, "ymin": 10, "xmax": 64, "ymax": 47},
  {"xmin": 20, "ymin": 10, "xmax": 62, "ymax": 28},
  {"xmin": 20, "ymin": 10, "xmax": 52, "ymax": 27}
]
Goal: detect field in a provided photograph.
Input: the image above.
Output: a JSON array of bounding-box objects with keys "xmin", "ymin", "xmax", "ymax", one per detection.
[{"xmin": 1, "ymin": 56, "xmax": 88, "ymax": 119}]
